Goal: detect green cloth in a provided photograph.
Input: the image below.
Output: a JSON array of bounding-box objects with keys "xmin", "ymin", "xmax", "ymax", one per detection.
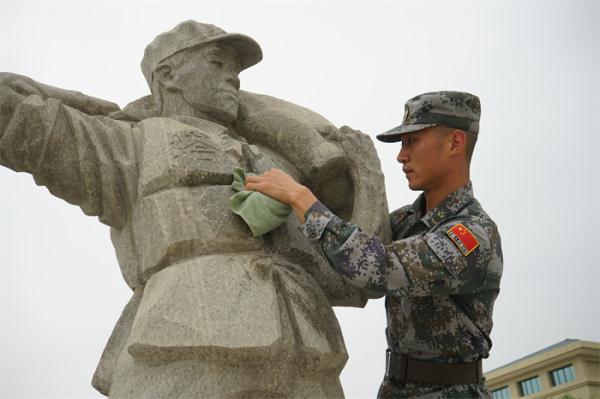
[{"xmin": 229, "ymin": 168, "xmax": 292, "ymax": 237}]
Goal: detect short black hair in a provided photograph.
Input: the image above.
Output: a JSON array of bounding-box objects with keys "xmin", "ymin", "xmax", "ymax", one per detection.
[
  {"xmin": 465, "ymin": 131, "xmax": 478, "ymax": 165},
  {"xmin": 437, "ymin": 126, "xmax": 478, "ymax": 165}
]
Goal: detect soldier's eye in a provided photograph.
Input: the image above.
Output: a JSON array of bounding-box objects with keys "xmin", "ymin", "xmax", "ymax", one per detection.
[{"xmin": 210, "ymin": 60, "xmax": 224, "ymax": 68}]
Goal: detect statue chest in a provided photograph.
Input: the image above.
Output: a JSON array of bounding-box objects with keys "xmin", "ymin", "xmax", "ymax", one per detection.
[
  {"xmin": 134, "ymin": 117, "xmax": 247, "ymax": 197},
  {"xmin": 125, "ymin": 117, "xmax": 300, "ymax": 281}
]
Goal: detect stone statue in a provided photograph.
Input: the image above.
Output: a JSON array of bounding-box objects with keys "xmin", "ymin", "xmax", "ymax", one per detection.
[{"xmin": 0, "ymin": 20, "xmax": 391, "ymax": 398}]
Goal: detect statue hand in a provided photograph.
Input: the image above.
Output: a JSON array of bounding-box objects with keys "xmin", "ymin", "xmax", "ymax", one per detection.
[
  {"xmin": 0, "ymin": 79, "xmax": 27, "ymax": 140},
  {"xmin": 337, "ymin": 125, "xmax": 374, "ymax": 156},
  {"xmin": 0, "ymin": 72, "xmax": 120, "ymax": 116}
]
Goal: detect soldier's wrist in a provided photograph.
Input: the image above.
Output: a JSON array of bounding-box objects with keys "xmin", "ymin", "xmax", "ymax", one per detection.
[{"xmin": 290, "ymin": 185, "xmax": 318, "ymax": 223}]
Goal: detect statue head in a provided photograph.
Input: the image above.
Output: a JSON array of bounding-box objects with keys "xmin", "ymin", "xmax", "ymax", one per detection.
[{"xmin": 141, "ymin": 21, "xmax": 262, "ymax": 124}]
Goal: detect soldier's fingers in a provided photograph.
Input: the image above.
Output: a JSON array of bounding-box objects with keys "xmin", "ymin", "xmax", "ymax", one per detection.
[
  {"xmin": 244, "ymin": 175, "xmax": 263, "ymax": 183},
  {"xmin": 263, "ymin": 168, "xmax": 281, "ymax": 177},
  {"xmin": 266, "ymin": 168, "xmax": 296, "ymax": 182},
  {"xmin": 244, "ymin": 180, "xmax": 267, "ymax": 190}
]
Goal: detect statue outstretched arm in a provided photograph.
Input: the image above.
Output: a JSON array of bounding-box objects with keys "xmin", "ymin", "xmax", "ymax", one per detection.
[
  {"xmin": 0, "ymin": 72, "xmax": 120, "ymax": 116},
  {"xmin": 0, "ymin": 73, "xmax": 138, "ymax": 228}
]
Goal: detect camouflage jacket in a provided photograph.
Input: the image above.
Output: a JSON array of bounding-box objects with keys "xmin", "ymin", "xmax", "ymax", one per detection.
[{"xmin": 302, "ymin": 182, "xmax": 503, "ymax": 389}]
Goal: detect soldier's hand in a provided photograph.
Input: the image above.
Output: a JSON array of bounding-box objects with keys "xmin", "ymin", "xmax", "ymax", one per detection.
[
  {"xmin": 244, "ymin": 168, "xmax": 301, "ymax": 204},
  {"xmin": 244, "ymin": 168, "xmax": 318, "ymax": 222}
]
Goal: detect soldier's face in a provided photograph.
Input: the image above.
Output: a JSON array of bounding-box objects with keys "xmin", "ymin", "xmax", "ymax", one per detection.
[
  {"xmin": 176, "ymin": 44, "xmax": 242, "ymax": 123},
  {"xmin": 396, "ymin": 127, "xmax": 452, "ymax": 191}
]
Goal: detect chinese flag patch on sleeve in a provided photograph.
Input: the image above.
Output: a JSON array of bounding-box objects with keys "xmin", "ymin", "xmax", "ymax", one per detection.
[{"xmin": 446, "ymin": 223, "xmax": 479, "ymax": 256}]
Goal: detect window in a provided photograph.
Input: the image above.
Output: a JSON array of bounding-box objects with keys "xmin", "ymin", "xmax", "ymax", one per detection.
[
  {"xmin": 550, "ymin": 364, "xmax": 576, "ymax": 386},
  {"xmin": 492, "ymin": 386, "xmax": 511, "ymax": 399},
  {"xmin": 518, "ymin": 376, "xmax": 541, "ymax": 396}
]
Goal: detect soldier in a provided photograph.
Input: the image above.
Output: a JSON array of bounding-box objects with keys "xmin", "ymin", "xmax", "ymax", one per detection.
[
  {"xmin": 0, "ymin": 20, "xmax": 392, "ymax": 398},
  {"xmin": 245, "ymin": 91, "xmax": 504, "ymax": 398}
]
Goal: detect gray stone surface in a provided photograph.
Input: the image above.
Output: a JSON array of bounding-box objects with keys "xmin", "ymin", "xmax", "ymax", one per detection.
[{"xmin": 0, "ymin": 20, "xmax": 391, "ymax": 398}]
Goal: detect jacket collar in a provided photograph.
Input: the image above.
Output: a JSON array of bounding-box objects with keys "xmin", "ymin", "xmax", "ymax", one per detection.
[
  {"xmin": 407, "ymin": 181, "xmax": 475, "ymax": 228},
  {"xmin": 171, "ymin": 115, "xmax": 228, "ymax": 134}
]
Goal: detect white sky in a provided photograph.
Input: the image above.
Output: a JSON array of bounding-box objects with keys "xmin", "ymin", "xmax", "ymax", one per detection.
[{"xmin": 1, "ymin": 1, "xmax": 599, "ymax": 398}]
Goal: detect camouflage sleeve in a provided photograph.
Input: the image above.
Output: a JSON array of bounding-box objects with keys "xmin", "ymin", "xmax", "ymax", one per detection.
[
  {"xmin": 302, "ymin": 201, "xmax": 388, "ymax": 292},
  {"xmin": 302, "ymin": 201, "xmax": 493, "ymax": 297},
  {"xmin": 385, "ymin": 220, "xmax": 493, "ymax": 297}
]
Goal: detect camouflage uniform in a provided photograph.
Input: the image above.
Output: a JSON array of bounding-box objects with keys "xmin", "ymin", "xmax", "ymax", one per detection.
[{"xmin": 302, "ymin": 91, "xmax": 503, "ymax": 398}]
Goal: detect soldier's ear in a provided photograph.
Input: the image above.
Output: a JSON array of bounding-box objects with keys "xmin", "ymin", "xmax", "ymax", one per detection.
[
  {"xmin": 155, "ymin": 64, "xmax": 179, "ymax": 91},
  {"xmin": 449, "ymin": 129, "xmax": 467, "ymax": 156}
]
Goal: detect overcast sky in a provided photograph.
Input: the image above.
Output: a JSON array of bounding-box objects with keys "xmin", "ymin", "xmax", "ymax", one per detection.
[{"xmin": 1, "ymin": 1, "xmax": 598, "ymax": 398}]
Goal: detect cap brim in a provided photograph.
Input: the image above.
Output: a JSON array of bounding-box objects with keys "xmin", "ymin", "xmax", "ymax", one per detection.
[
  {"xmin": 376, "ymin": 123, "xmax": 438, "ymax": 143},
  {"xmin": 204, "ymin": 33, "xmax": 263, "ymax": 71}
]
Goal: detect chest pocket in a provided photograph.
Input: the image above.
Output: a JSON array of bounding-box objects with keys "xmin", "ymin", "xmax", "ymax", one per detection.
[
  {"xmin": 170, "ymin": 129, "xmax": 221, "ymax": 164},
  {"xmin": 136, "ymin": 118, "xmax": 240, "ymax": 196}
]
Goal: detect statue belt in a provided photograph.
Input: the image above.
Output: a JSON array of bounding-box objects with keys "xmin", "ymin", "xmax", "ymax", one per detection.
[{"xmin": 385, "ymin": 349, "xmax": 484, "ymax": 385}]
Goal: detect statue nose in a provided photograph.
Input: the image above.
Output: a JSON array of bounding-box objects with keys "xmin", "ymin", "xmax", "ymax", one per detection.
[{"xmin": 227, "ymin": 75, "xmax": 240, "ymax": 91}]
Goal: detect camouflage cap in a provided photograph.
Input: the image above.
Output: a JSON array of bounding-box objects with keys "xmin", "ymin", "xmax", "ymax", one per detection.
[
  {"xmin": 141, "ymin": 20, "xmax": 263, "ymax": 88},
  {"xmin": 376, "ymin": 91, "xmax": 481, "ymax": 143}
]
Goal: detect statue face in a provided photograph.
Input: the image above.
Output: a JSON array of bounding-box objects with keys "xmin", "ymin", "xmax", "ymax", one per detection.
[{"xmin": 165, "ymin": 43, "xmax": 242, "ymax": 123}]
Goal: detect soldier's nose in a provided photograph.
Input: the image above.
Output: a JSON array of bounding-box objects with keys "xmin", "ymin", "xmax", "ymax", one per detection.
[{"xmin": 397, "ymin": 150, "xmax": 408, "ymax": 164}]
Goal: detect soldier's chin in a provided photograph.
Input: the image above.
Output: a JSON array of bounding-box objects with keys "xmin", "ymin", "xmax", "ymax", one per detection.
[{"xmin": 406, "ymin": 178, "xmax": 422, "ymax": 191}]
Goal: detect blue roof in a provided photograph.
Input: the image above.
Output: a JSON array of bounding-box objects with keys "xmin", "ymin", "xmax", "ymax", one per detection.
[{"xmin": 486, "ymin": 339, "xmax": 579, "ymax": 374}]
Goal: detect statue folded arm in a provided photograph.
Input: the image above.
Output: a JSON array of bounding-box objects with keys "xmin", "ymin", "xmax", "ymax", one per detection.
[
  {"xmin": 0, "ymin": 73, "xmax": 138, "ymax": 229},
  {"xmin": 234, "ymin": 91, "xmax": 392, "ymax": 303}
]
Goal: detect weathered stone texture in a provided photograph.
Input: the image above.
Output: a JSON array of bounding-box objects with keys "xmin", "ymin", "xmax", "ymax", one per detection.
[{"xmin": 0, "ymin": 20, "xmax": 392, "ymax": 398}]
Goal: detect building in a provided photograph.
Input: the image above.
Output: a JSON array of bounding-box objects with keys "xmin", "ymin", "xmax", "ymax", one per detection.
[{"xmin": 485, "ymin": 339, "xmax": 600, "ymax": 399}]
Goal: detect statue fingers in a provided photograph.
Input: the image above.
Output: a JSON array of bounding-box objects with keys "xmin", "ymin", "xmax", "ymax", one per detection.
[
  {"xmin": 76, "ymin": 95, "xmax": 121, "ymax": 116},
  {"xmin": 0, "ymin": 73, "xmax": 44, "ymax": 97},
  {"xmin": 317, "ymin": 125, "xmax": 341, "ymax": 142},
  {"xmin": 339, "ymin": 125, "xmax": 374, "ymax": 154},
  {"xmin": 46, "ymin": 86, "xmax": 120, "ymax": 116}
]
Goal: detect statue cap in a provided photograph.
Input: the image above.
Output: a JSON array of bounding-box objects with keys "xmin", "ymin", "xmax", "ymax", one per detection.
[{"xmin": 141, "ymin": 20, "xmax": 263, "ymax": 88}]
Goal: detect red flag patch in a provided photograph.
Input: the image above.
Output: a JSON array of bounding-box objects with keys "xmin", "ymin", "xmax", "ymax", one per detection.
[{"xmin": 446, "ymin": 223, "xmax": 479, "ymax": 256}]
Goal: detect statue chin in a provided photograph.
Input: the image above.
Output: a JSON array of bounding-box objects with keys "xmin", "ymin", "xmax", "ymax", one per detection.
[
  {"xmin": 159, "ymin": 92, "xmax": 238, "ymax": 125},
  {"xmin": 191, "ymin": 102, "xmax": 238, "ymax": 125}
]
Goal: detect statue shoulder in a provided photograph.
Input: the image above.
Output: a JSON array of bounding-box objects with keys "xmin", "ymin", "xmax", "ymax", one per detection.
[{"xmin": 110, "ymin": 95, "xmax": 158, "ymax": 122}]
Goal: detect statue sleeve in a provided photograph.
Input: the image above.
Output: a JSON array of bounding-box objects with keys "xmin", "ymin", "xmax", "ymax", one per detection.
[{"xmin": 0, "ymin": 84, "xmax": 137, "ymax": 228}]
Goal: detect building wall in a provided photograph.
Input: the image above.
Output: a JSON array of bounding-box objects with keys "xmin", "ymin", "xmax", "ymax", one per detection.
[{"xmin": 485, "ymin": 340, "xmax": 599, "ymax": 399}]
